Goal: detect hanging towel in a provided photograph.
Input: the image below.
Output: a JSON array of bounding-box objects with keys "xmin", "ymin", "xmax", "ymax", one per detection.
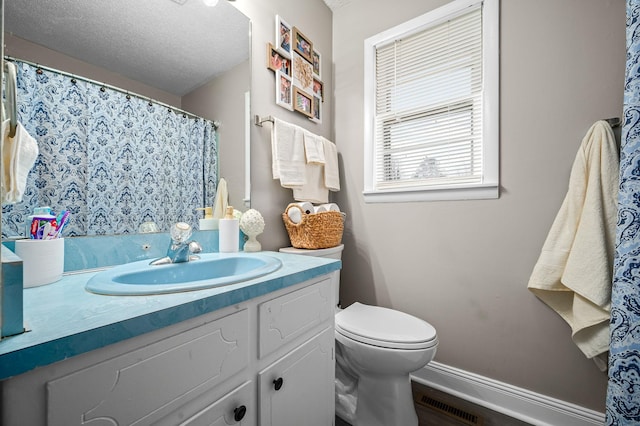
[
  {"xmin": 527, "ymin": 120, "xmax": 619, "ymax": 369},
  {"xmin": 2, "ymin": 120, "xmax": 39, "ymax": 205},
  {"xmin": 293, "ymin": 163, "xmax": 329, "ymax": 203},
  {"xmin": 323, "ymin": 137, "xmax": 340, "ymax": 191},
  {"xmin": 271, "ymin": 117, "xmax": 306, "ymax": 187},
  {"xmin": 303, "ymin": 131, "xmax": 325, "ymax": 165},
  {"xmin": 212, "ymin": 177, "xmax": 228, "ymax": 219}
]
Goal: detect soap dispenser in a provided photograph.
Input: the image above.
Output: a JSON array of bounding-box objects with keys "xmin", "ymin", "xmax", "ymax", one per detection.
[
  {"xmin": 196, "ymin": 206, "xmax": 218, "ymax": 230},
  {"xmin": 219, "ymin": 206, "xmax": 239, "ymax": 252}
]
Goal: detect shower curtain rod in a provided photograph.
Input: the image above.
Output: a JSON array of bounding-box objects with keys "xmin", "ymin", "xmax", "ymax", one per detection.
[{"xmin": 3, "ymin": 56, "xmax": 219, "ymax": 129}]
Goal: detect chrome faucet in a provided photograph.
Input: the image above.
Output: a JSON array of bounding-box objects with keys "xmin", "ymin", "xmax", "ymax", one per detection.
[{"xmin": 150, "ymin": 222, "xmax": 202, "ymax": 265}]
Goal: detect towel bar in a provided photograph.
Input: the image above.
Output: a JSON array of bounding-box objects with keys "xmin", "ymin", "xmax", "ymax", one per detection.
[{"xmin": 254, "ymin": 115, "xmax": 274, "ymax": 127}]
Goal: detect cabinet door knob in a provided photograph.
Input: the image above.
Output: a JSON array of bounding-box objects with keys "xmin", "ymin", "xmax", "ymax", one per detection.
[
  {"xmin": 273, "ymin": 377, "xmax": 284, "ymax": 391},
  {"xmin": 233, "ymin": 405, "xmax": 247, "ymax": 422}
]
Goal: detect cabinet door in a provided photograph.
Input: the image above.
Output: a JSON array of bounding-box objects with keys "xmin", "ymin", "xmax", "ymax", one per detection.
[
  {"xmin": 180, "ymin": 381, "xmax": 255, "ymax": 426},
  {"xmin": 259, "ymin": 278, "xmax": 332, "ymax": 358},
  {"xmin": 47, "ymin": 309, "xmax": 249, "ymax": 426},
  {"xmin": 259, "ymin": 327, "xmax": 334, "ymax": 426}
]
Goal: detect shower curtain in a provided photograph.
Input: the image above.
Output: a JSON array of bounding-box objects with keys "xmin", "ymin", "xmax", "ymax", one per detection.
[
  {"xmin": 606, "ymin": 1, "xmax": 640, "ymax": 424},
  {"xmin": 2, "ymin": 61, "xmax": 218, "ymax": 237}
]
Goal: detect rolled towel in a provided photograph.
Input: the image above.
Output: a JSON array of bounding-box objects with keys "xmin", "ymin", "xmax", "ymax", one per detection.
[
  {"xmin": 286, "ymin": 201, "xmax": 313, "ymax": 224},
  {"xmin": 316, "ymin": 203, "xmax": 340, "ymax": 212}
]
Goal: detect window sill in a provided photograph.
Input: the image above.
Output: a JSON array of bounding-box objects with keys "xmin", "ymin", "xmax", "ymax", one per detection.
[{"xmin": 363, "ymin": 184, "xmax": 499, "ymax": 203}]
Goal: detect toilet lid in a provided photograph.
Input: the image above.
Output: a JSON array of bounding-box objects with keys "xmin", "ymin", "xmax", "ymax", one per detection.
[{"xmin": 335, "ymin": 302, "xmax": 438, "ymax": 350}]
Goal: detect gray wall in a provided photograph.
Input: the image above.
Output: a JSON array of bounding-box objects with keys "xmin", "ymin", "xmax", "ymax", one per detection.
[
  {"xmin": 331, "ymin": 0, "xmax": 624, "ymax": 412},
  {"xmin": 234, "ymin": 0, "xmax": 333, "ymax": 250},
  {"xmin": 182, "ymin": 60, "xmax": 251, "ymax": 210}
]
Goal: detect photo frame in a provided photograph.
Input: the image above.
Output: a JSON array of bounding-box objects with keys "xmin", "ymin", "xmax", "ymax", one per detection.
[
  {"xmin": 276, "ymin": 71, "xmax": 293, "ymax": 110},
  {"xmin": 293, "ymin": 87, "xmax": 314, "ymax": 118},
  {"xmin": 310, "ymin": 95, "xmax": 322, "ymax": 123},
  {"xmin": 266, "ymin": 43, "xmax": 291, "ymax": 76},
  {"xmin": 292, "ymin": 52, "xmax": 314, "ymax": 92},
  {"xmin": 275, "ymin": 15, "xmax": 292, "ymax": 57},
  {"xmin": 293, "ymin": 27, "xmax": 313, "ymax": 64},
  {"xmin": 312, "ymin": 49, "xmax": 321, "ymax": 78},
  {"xmin": 312, "ymin": 78, "xmax": 323, "ymax": 100}
]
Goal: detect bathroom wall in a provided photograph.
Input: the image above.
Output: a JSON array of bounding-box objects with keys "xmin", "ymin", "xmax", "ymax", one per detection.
[
  {"xmin": 4, "ymin": 34, "xmax": 180, "ymax": 106},
  {"xmin": 330, "ymin": 0, "xmax": 624, "ymax": 413},
  {"xmin": 233, "ymin": 0, "xmax": 333, "ymax": 250},
  {"xmin": 182, "ymin": 60, "xmax": 251, "ymax": 210}
]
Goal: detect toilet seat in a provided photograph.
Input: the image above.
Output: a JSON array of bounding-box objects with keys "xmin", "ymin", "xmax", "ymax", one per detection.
[{"xmin": 335, "ymin": 302, "xmax": 438, "ymax": 350}]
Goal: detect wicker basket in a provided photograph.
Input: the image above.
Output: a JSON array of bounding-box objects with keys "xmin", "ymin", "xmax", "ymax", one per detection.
[{"xmin": 282, "ymin": 203, "xmax": 344, "ymax": 249}]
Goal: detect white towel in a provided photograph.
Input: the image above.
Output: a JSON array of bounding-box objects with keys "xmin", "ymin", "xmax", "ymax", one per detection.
[
  {"xmin": 286, "ymin": 201, "xmax": 314, "ymax": 224},
  {"xmin": 212, "ymin": 177, "xmax": 228, "ymax": 219},
  {"xmin": 271, "ymin": 118, "xmax": 306, "ymax": 187},
  {"xmin": 527, "ymin": 121, "xmax": 619, "ymax": 367},
  {"xmin": 322, "ymin": 138, "xmax": 340, "ymax": 191},
  {"xmin": 303, "ymin": 131, "xmax": 325, "ymax": 165},
  {"xmin": 293, "ymin": 163, "xmax": 328, "ymax": 203},
  {"xmin": 315, "ymin": 203, "xmax": 340, "ymax": 213},
  {"xmin": 2, "ymin": 120, "xmax": 39, "ymax": 205}
]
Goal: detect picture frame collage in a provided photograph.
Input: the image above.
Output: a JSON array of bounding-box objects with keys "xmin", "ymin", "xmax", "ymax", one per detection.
[{"xmin": 268, "ymin": 15, "xmax": 322, "ymax": 123}]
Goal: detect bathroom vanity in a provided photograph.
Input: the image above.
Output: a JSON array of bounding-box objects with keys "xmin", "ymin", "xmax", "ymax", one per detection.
[{"xmin": 0, "ymin": 252, "xmax": 340, "ymax": 426}]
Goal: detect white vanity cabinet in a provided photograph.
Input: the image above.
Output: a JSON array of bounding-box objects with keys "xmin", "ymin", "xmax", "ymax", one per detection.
[
  {"xmin": 258, "ymin": 328, "xmax": 334, "ymax": 426},
  {"xmin": 0, "ymin": 272, "xmax": 337, "ymax": 426},
  {"xmin": 258, "ymin": 277, "xmax": 335, "ymax": 426}
]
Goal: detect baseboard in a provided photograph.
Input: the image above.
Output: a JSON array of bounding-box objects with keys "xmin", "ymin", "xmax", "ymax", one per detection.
[{"xmin": 411, "ymin": 362, "xmax": 605, "ymax": 426}]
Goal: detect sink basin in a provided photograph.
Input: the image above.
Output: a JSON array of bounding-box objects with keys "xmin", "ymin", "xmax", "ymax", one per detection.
[{"xmin": 86, "ymin": 253, "xmax": 282, "ymax": 295}]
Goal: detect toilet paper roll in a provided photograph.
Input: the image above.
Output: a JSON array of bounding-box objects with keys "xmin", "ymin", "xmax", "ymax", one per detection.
[
  {"xmin": 314, "ymin": 203, "xmax": 340, "ymax": 213},
  {"xmin": 15, "ymin": 238, "xmax": 65, "ymax": 288},
  {"xmin": 287, "ymin": 202, "xmax": 313, "ymax": 224}
]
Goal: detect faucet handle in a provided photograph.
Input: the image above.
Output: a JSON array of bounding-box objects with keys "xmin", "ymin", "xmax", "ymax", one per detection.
[
  {"xmin": 170, "ymin": 222, "xmax": 193, "ymax": 243},
  {"xmin": 189, "ymin": 241, "xmax": 202, "ymax": 254}
]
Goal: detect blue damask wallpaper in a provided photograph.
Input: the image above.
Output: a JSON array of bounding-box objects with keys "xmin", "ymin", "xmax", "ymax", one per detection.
[{"xmin": 2, "ymin": 61, "xmax": 218, "ymax": 237}]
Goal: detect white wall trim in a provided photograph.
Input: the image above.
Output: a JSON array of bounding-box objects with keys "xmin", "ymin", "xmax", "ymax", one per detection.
[{"xmin": 411, "ymin": 362, "xmax": 605, "ymax": 426}]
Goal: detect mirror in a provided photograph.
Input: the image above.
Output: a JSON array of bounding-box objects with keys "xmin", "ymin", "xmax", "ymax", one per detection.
[{"xmin": 3, "ymin": 0, "xmax": 251, "ymax": 236}]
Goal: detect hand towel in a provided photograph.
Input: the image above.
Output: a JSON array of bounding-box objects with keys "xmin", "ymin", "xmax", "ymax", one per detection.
[
  {"xmin": 322, "ymin": 138, "xmax": 340, "ymax": 191},
  {"xmin": 527, "ymin": 120, "xmax": 619, "ymax": 368},
  {"xmin": 2, "ymin": 120, "xmax": 39, "ymax": 204},
  {"xmin": 303, "ymin": 131, "xmax": 325, "ymax": 165},
  {"xmin": 212, "ymin": 177, "xmax": 228, "ymax": 219},
  {"xmin": 293, "ymin": 163, "xmax": 329, "ymax": 203},
  {"xmin": 271, "ymin": 118, "xmax": 306, "ymax": 187}
]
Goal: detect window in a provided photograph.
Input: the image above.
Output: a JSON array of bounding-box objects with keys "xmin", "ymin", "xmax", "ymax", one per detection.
[{"xmin": 363, "ymin": 0, "xmax": 499, "ymax": 202}]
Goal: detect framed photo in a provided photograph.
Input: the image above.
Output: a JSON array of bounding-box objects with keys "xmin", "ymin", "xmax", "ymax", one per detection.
[
  {"xmin": 293, "ymin": 87, "xmax": 313, "ymax": 118},
  {"xmin": 310, "ymin": 95, "xmax": 322, "ymax": 123},
  {"xmin": 275, "ymin": 15, "xmax": 292, "ymax": 57},
  {"xmin": 266, "ymin": 43, "xmax": 291, "ymax": 76},
  {"xmin": 312, "ymin": 78, "xmax": 323, "ymax": 100},
  {"xmin": 276, "ymin": 71, "xmax": 293, "ymax": 110},
  {"xmin": 292, "ymin": 52, "xmax": 313, "ymax": 92},
  {"xmin": 293, "ymin": 27, "xmax": 313, "ymax": 64},
  {"xmin": 312, "ymin": 49, "xmax": 321, "ymax": 78}
]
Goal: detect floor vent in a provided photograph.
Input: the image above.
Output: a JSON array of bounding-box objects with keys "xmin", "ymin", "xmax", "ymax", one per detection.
[{"xmin": 416, "ymin": 394, "xmax": 484, "ymax": 426}]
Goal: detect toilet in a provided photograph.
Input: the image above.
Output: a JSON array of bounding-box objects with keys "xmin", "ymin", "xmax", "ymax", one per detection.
[{"xmin": 279, "ymin": 244, "xmax": 438, "ymax": 426}]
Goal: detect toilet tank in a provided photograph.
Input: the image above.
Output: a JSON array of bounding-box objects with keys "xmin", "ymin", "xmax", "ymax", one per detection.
[{"xmin": 279, "ymin": 244, "xmax": 343, "ymax": 308}]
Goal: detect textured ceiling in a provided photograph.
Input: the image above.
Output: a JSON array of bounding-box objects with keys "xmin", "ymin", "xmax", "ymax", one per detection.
[{"xmin": 4, "ymin": 0, "xmax": 250, "ymax": 96}]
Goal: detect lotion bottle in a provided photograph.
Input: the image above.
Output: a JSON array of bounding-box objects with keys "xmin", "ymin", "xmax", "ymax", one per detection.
[
  {"xmin": 196, "ymin": 206, "xmax": 218, "ymax": 230},
  {"xmin": 219, "ymin": 206, "xmax": 239, "ymax": 252}
]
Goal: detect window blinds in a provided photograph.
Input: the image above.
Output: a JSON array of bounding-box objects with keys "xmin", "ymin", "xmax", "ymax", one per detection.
[{"xmin": 373, "ymin": 6, "xmax": 483, "ymax": 190}]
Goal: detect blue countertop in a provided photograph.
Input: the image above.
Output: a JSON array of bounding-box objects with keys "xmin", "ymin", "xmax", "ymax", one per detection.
[{"xmin": 0, "ymin": 251, "xmax": 340, "ymax": 381}]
